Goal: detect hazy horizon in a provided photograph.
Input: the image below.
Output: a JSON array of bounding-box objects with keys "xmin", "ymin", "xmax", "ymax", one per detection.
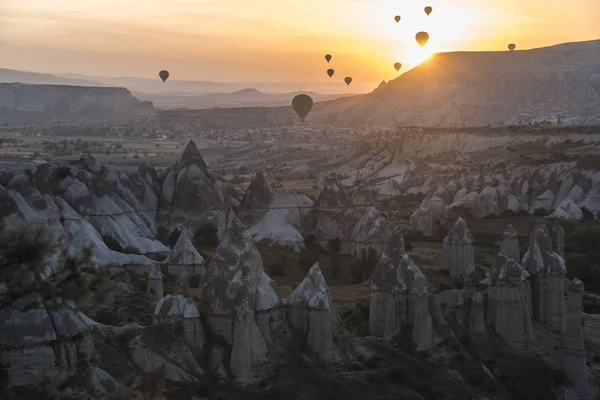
[{"xmin": 1, "ymin": 0, "xmax": 600, "ymax": 89}]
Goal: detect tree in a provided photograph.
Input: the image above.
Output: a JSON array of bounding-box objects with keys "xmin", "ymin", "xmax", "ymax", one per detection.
[{"xmin": 0, "ymin": 222, "xmax": 112, "ymax": 310}]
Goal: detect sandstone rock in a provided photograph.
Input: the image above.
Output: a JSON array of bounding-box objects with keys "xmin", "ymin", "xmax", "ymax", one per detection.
[
  {"xmin": 128, "ymin": 334, "xmax": 203, "ymax": 383},
  {"xmin": 473, "ymin": 186, "xmax": 499, "ymax": 218},
  {"xmin": 197, "ymin": 216, "xmax": 268, "ymax": 383},
  {"xmin": 157, "ymin": 140, "xmax": 226, "ymax": 234},
  {"xmin": 468, "ymin": 292, "xmax": 486, "ymax": 334},
  {"xmin": 522, "ymin": 220, "xmax": 567, "ymax": 333},
  {"xmin": 440, "ymin": 217, "xmax": 475, "ymax": 279},
  {"xmin": 303, "ymin": 176, "xmax": 360, "ymax": 247},
  {"xmin": 0, "ymin": 296, "xmax": 97, "ymax": 387},
  {"xmin": 409, "ymin": 195, "xmax": 447, "ymax": 237},
  {"xmin": 255, "ymin": 272, "xmax": 285, "ymax": 343},
  {"xmin": 239, "ymin": 172, "xmax": 274, "ymax": 225},
  {"xmin": 183, "ymin": 304, "xmax": 205, "ymax": 350},
  {"xmin": 147, "ymin": 264, "xmax": 163, "ymax": 307},
  {"xmin": 349, "ymin": 206, "xmax": 390, "ymax": 257},
  {"xmin": 165, "ymin": 229, "xmax": 206, "ymax": 280},
  {"xmin": 369, "ymin": 230, "xmax": 434, "ymax": 348},
  {"xmin": 153, "ymin": 294, "xmax": 192, "ymax": 325},
  {"xmin": 562, "ymin": 278, "xmax": 591, "ymax": 399},
  {"xmin": 500, "ymin": 224, "xmax": 520, "ymax": 261},
  {"xmin": 550, "ymin": 198, "xmax": 583, "ymax": 221},
  {"xmin": 351, "ymin": 185, "xmax": 374, "ymax": 206},
  {"xmin": 287, "ymin": 263, "xmax": 336, "ymax": 360},
  {"xmin": 488, "ymin": 253, "xmax": 533, "ymax": 349}
]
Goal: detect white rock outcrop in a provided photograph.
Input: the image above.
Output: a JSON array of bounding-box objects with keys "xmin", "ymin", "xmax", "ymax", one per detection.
[
  {"xmin": 165, "ymin": 229, "xmax": 206, "ymax": 279},
  {"xmin": 351, "ymin": 185, "xmax": 374, "ymax": 206},
  {"xmin": 440, "ymin": 217, "xmax": 475, "ymax": 279},
  {"xmin": 522, "ymin": 219, "xmax": 567, "ymax": 333},
  {"xmin": 286, "ymin": 263, "xmax": 337, "ymax": 360},
  {"xmin": 303, "ymin": 176, "xmax": 360, "ymax": 248},
  {"xmin": 409, "ymin": 195, "xmax": 447, "ymax": 237},
  {"xmin": 369, "ymin": 230, "xmax": 435, "ymax": 349},
  {"xmin": 0, "ymin": 294, "xmax": 98, "ymax": 387},
  {"xmin": 500, "ymin": 224, "xmax": 520, "ymax": 261},
  {"xmin": 197, "ymin": 216, "xmax": 268, "ymax": 383},
  {"xmin": 487, "ymin": 253, "xmax": 533, "ymax": 349},
  {"xmin": 349, "ymin": 206, "xmax": 390, "ymax": 257},
  {"xmin": 239, "ymin": 172, "xmax": 274, "ymax": 225}
]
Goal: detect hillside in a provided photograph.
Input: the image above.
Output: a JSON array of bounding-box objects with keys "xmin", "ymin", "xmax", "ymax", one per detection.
[
  {"xmin": 0, "ymin": 83, "xmax": 154, "ymax": 124},
  {"xmin": 309, "ymin": 39, "xmax": 600, "ymax": 127},
  {"xmin": 156, "ymin": 39, "xmax": 600, "ymax": 129}
]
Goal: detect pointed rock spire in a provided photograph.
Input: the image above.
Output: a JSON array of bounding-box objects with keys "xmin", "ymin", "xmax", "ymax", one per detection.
[
  {"xmin": 179, "ymin": 140, "xmax": 209, "ymax": 172},
  {"xmin": 198, "ymin": 216, "xmax": 263, "ymax": 320}
]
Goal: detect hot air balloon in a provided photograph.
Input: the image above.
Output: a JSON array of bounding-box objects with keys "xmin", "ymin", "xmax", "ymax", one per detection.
[
  {"xmin": 159, "ymin": 70, "xmax": 169, "ymax": 82},
  {"xmin": 508, "ymin": 43, "xmax": 516, "ymax": 51},
  {"xmin": 325, "ymin": 54, "xmax": 332, "ymax": 63},
  {"xmin": 590, "ymin": 74, "xmax": 600, "ymax": 94},
  {"xmin": 344, "ymin": 77, "xmax": 352, "ymax": 86},
  {"xmin": 394, "ymin": 62, "xmax": 402, "ymax": 72},
  {"xmin": 415, "ymin": 32, "xmax": 429, "ymax": 47},
  {"xmin": 394, "ymin": 15, "xmax": 401, "ymax": 23},
  {"xmin": 292, "ymin": 94, "xmax": 314, "ymax": 121},
  {"xmin": 327, "ymin": 69, "xmax": 335, "ymax": 78},
  {"xmin": 424, "ymin": 6, "xmax": 432, "ymax": 16}
]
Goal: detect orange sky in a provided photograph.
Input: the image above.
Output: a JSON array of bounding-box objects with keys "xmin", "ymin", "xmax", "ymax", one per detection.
[{"xmin": 1, "ymin": 0, "xmax": 599, "ymax": 88}]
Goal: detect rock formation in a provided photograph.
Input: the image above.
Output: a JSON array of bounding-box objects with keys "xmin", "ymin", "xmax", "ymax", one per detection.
[
  {"xmin": 287, "ymin": 263, "xmax": 337, "ymax": 360},
  {"xmin": 351, "ymin": 185, "xmax": 374, "ymax": 206},
  {"xmin": 197, "ymin": 215, "xmax": 268, "ymax": 383},
  {"xmin": 248, "ymin": 209, "xmax": 305, "ymax": 252},
  {"xmin": 349, "ymin": 206, "xmax": 390, "ymax": 257},
  {"xmin": 522, "ymin": 219, "xmax": 567, "ymax": 333},
  {"xmin": 165, "ymin": 229, "xmax": 206, "ymax": 281},
  {"xmin": 239, "ymin": 172, "xmax": 274, "ymax": 225},
  {"xmin": 255, "ymin": 272, "xmax": 285, "ymax": 343},
  {"xmin": 369, "ymin": 230, "xmax": 435, "ymax": 349},
  {"xmin": 562, "ymin": 278, "xmax": 591, "ymax": 399},
  {"xmin": 0, "ymin": 157, "xmax": 168, "ymax": 266},
  {"xmin": 440, "ymin": 217, "xmax": 475, "ymax": 279},
  {"xmin": 147, "ymin": 264, "xmax": 163, "ymax": 307},
  {"xmin": 157, "ymin": 140, "xmax": 227, "ymax": 235},
  {"xmin": 486, "ymin": 253, "xmax": 533, "ymax": 349},
  {"xmin": 500, "ymin": 224, "xmax": 520, "ymax": 261},
  {"xmin": 303, "ymin": 176, "xmax": 360, "ymax": 248},
  {"xmin": 409, "ymin": 196, "xmax": 447, "ymax": 237},
  {"xmin": 0, "ymin": 294, "xmax": 98, "ymax": 387}
]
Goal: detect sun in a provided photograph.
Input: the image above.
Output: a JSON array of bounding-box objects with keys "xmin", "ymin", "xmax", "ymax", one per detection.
[{"xmin": 401, "ymin": 45, "xmax": 434, "ymax": 67}]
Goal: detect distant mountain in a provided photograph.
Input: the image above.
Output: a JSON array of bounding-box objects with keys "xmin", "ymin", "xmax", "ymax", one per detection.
[
  {"xmin": 305, "ymin": 39, "xmax": 600, "ymax": 127},
  {"xmin": 0, "ymin": 83, "xmax": 153, "ymax": 124},
  {"xmin": 0, "ymin": 68, "xmax": 106, "ymax": 87},
  {"xmin": 134, "ymin": 89, "xmax": 355, "ymax": 110},
  {"xmin": 55, "ymin": 73, "xmax": 371, "ymax": 95}
]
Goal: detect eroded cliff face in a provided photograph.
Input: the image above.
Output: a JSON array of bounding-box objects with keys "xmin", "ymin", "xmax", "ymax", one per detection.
[{"xmin": 0, "ymin": 83, "xmax": 154, "ymax": 123}]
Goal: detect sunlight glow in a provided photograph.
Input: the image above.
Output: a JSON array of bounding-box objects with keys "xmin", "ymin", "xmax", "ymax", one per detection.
[{"xmin": 1, "ymin": 0, "xmax": 600, "ymax": 85}]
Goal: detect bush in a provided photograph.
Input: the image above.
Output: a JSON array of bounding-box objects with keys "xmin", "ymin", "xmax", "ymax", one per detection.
[
  {"xmin": 122, "ymin": 246, "xmax": 141, "ymax": 255},
  {"xmin": 194, "ymin": 224, "xmax": 219, "ymax": 248},
  {"xmin": 102, "ymin": 235, "xmax": 123, "ymax": 252}
]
